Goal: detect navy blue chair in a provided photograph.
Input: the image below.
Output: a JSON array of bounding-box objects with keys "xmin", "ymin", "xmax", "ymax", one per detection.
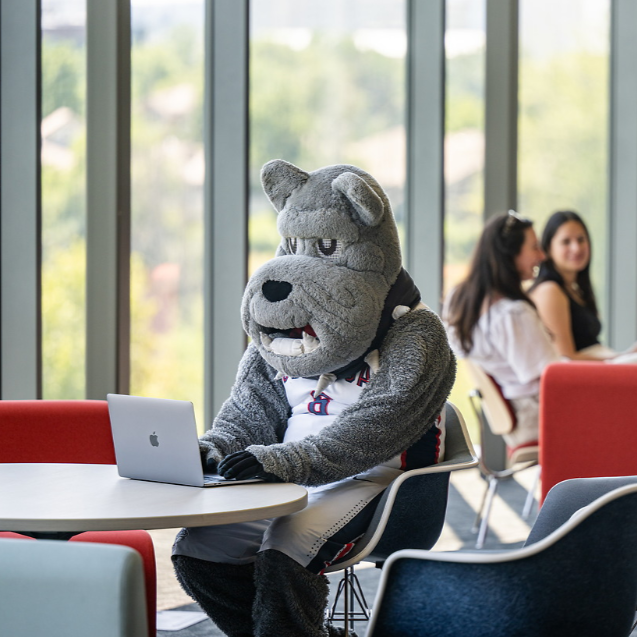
[
  {"xmin": 325, "ymin": 402, "xmax": 478, "ymax": 634},
  {"xmin": 367, "ymin": 477, "xmax": 637, "ymax": 637}
]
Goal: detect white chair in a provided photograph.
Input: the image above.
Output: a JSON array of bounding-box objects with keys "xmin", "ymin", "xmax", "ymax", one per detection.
[
  {"xmin": 0, "ymin": 538, "xmax": 148, "ymax": 637},
  {"xmin": 325, "ymin": 402, "xmax": 478, "ymax": 635},
  {"xmin": 465, "ymin": 359, "xmax": 540, "ymax": 549}
]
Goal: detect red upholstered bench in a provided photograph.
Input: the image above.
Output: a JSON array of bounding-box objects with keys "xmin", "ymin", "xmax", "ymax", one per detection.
[
  {"xmin": 539, "ymin": 362, "xmax": 637, "ymax": 503},
  {"xmin": 0, "ymin": 400, "xmax": 156, "ymax": 637}
]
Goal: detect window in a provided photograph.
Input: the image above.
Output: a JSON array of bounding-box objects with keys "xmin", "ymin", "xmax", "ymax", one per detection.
[
  {"xmin": 444, "ymin": 0, "xmax": 486, "ymax": 296},
  {"xmin": 41, "ymin": 0, "xmax": 87, "ymax": 398},
  {"xmin": 444, "ymin": 0, "xmax": 486, "ymax": 434},
  {"xmin": 518, "ymin": 0, "xmax": 610, "ymax": 319},
  {"xmin": 249, "ymin": 0, "xmax": 407, "ymax": 273},
  {"xmin": 129, "ymin": 0, "xmax": 206, "ymax": 420}
]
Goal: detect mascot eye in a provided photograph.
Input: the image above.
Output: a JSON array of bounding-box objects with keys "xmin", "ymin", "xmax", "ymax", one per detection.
[
  {"xmin": 318, "ymin": 239, "xmax": 342, "ymax": 257},
  {"xmin": 287, "ymin": 237, "xmax": 298, "ymax": 254}
]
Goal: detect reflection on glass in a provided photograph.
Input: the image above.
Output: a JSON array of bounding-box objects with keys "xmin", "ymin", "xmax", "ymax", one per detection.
[
  {"xmin": 249, "ymin": 0, "xmax": 407, "ymax": 275},
  {"xmin": 130, "ymin": 1, "xmax": 205, "ymax": 424},
  {"xmin": 519, "ymin": 0, "xmax": 610, "ymax": 321},
  {"xmin": 41, "ymin": 0, "xmax": 87, "ymax": 398},
  {"xmin": 444, "ymin": 0, "xmax": 486, "ymax": 436}
]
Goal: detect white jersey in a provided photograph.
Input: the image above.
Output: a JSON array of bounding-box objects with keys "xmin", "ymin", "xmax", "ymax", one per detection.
[{"xmin": 282, "ymin": 365, "xmax": 445, "ymax": 469}]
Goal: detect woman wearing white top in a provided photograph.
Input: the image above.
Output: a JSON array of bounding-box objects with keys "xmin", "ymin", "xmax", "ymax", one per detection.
[{"xmin": 443, "ymin": 212, "xmax": 560, "ymax": 450}]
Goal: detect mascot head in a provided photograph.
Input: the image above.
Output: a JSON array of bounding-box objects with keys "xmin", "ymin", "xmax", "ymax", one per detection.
[{"xmin": 242, "ymin": 159, "xmax": 416, "ymax": 379}]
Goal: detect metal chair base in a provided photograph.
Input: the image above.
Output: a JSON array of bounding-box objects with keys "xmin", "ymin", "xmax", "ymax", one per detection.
[
  {"xmin": 468, "ymin": 389, "xmax": 540, "ymax": 549},
  {"xmin": 327, "ymin": 565, "xmax": 372, "ymax": 636},
  {"xmin": 471, "ymin": 462, "xmax": 540, "ymax": 548}
]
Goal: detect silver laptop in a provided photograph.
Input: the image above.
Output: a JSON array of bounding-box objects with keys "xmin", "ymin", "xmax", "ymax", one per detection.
[{"xmin": 107, "ymin": 394, "xmax": 262, "ymax": 488}]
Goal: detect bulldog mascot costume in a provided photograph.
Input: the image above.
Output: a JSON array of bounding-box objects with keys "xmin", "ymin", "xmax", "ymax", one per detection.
[{"xmin": 172, "ymin": 160, "xmax": 456, "ymax": 637}]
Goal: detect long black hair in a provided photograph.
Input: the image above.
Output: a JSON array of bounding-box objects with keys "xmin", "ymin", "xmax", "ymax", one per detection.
[
  {"xmin": 446, "ymin": 212, "xmax": 535, "ymax": 354},
  {"xmin": 530, "ymin": 210, "xmax": 598, "ymax": 315}
]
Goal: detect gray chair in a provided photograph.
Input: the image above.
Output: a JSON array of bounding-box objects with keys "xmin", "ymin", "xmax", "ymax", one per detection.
[
  {"xmin": 466, "ymin": 359, "xmax": 539, "ymax": 549},
  {"xmin": 325, "ymin": 401, "xmax": 478, "ymax": 635},
  {"xmin": 0, "ymin": 537, "xmax": 148, "ymax": 637},
  {"xmin": 367, "ymin": 476, "xmax": 637, "ymax": 637}
]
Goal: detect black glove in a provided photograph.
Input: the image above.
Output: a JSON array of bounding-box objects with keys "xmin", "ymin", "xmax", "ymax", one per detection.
[{"xmin": 217, "ymin": 450, "xmax": 283, "ymax": 482}]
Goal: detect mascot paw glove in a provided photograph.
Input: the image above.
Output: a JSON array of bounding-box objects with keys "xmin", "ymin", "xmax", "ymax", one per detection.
[
  {"xmin": 199, "ymin": 446, "xmax": 219, "ymax": 473},
  {"xmin": 218, "ymin": 450, "xmax": 283, "ymax": 482}
]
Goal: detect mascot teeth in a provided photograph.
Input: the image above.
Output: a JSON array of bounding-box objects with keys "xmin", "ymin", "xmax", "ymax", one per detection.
[
  {"xmin": 267, "ymin": 333, "xmax": 321, "ymax": 357},
  {"xmin": 260, "ymin": 329, "xmax": 321, "ymax": 357},
  {"xmin": 302, "ymin": 331, "xmax": 320, "ymax": 353},
  {"xmin": 270, "ymin": 337, "xmax": 304, "ymax": 357}
]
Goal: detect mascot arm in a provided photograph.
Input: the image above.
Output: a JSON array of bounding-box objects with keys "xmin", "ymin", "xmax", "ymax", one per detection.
[
  {"xmin": 198, "ymin": 344, "xmax": 290, "ymax": 469},
  {"xmin": 247, "ymin": 310, "xmax": 456, "ymax": 486}
]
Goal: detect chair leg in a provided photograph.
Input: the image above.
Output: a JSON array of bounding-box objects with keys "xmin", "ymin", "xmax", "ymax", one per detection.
[
  {"xmin": 327, "ymin": 565, "xmax": 371, "ymax": 634},
  {"xmin": 522, "ymin": 465, "xmax": 541, "ymax": 520},
  {"xmin": 476, "ymin": 476, "xmax": 498, "ymax": 549},
  {"xmin": 471, "ymin": 479, "xmax": 490, "ymax": 533}
]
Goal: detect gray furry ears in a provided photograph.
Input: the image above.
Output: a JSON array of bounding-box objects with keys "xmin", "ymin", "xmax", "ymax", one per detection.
[
  {"xmin": 332, "ymin": 172, "xmax": 384, "ymax": 227},
  {"xmin": 261, "ymin": 159, "xmax": 309, "ymax": 212},
  {"xmin": 261, "ymin": 159, "xmax": 385, "ymax": 228}
]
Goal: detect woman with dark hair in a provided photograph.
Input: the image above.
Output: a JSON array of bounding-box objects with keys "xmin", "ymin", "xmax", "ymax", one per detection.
[
  {"xmin": 529, "ymin": 210, "xmax": 613, "ymax": 360},
  {"xmin": 443, "ymin": 211, "xmax": 559, "ymax": 449}
]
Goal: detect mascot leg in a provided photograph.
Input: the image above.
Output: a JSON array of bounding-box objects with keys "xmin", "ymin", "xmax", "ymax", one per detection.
[
  {"xmin": 253, "ymin": 549, "xmax": 358, "ymax": 637},
  {"xmin": 172, "ymin": 554, "xmax": 256, "ymax": 637}
]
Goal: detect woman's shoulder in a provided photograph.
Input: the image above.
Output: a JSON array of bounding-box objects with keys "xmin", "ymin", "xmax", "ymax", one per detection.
[{"xmin": 529, "ymin": 279, "xmax": 568, "ymax": 304}]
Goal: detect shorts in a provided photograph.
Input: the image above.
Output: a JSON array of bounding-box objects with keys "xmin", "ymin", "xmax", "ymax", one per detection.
[{"xmin": 172, "ymin": 464, "xmax": 402, "ymax": 574}]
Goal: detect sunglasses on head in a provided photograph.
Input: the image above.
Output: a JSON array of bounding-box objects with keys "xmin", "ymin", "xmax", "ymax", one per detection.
[{"xmin": 502, "ymin": 210, "xmax": 530, "ymax": 236}]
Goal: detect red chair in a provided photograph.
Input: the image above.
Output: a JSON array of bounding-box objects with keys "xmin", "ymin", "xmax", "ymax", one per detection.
[
  {"xmin": 540, "ymin": 361, "xmax": 637, "ymax": 504},
  {"xmin": 0, "ymin": 400, "xmax": 157, "ymax": 637},
  {"xmin": 540, "ymin": 361, "xmax": 637, "ymax": 500}
]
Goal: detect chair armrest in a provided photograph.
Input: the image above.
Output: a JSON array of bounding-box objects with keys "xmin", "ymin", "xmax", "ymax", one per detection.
[{"xmin": 323, "ymin": 456, "xmax": 477, "ymax": 573}]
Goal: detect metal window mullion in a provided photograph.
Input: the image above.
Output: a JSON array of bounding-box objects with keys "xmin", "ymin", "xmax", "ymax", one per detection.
[
  {"xmin": 85, "ymin": 0, "xmax": 131, "ymax": 399},
  {"xmin": 608, "ymin": 0, "xmax": 637, "ymax": 349},
  {"xmin": 484, "ymin": 0, "xmax": 519, "ymax": 219},
  {"xmin": 406, "ymin": 0, "xmax": 446, "ymax": 311},
  {"xmin": 481, "ymin": 0, "xmax": 519, "ymax": 471},
  {"xmin": 0, "ymin": 0, "xmax": 42, "ymax": 399},
  {"xmin": 204, "ymin": 0, "xmax": 249, "ymax": 423}
]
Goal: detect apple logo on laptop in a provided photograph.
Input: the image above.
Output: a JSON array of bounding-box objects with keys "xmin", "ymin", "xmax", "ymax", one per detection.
[{"xmin": 149, "ymin": 432, "xmax": 159, "ymax": 447}]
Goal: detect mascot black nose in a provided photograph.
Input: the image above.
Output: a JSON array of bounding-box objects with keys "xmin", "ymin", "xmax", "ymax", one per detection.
[{"xmin": 262, "ymin": 280, "xmax": 292, "ymax": 302}]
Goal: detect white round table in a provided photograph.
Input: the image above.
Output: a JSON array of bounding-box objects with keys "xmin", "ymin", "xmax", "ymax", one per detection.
[{"xmin": 0, "ymin": 463, "xmax": 308, "ymax": 532}]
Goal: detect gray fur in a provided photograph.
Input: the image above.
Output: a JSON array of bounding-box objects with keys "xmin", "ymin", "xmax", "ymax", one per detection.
[
  {"xmin": 261, "ymin": 159, "xmax": 310, "ymax": 212},
  {"xmin": 254, "ymin": 549, "xmax": 337, "ymax": 637},
  {"xmin": 173, "ymin": 549, "xmax": 356, "ymax": 637},
  {"xmin": 191, "ymin": 160, "xmax": 455, "ymax": 637},
  {"xmin": 172, "ymin": 554, "xmax": 255, "ymax": 637},
  {"xmin": 199, "ymin": 159, "xmax": 456, "ymax": 481},
  {"xmin": 200, "ymin": 307, "xmax": 456, "ymax": 486},
  {"xmin": 331, "ymin": 171, "xmax": 384, "ymax": 227},
  {"xmin": 242, "ymin": 161, "xmax": 402, "ymax": 379}
]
